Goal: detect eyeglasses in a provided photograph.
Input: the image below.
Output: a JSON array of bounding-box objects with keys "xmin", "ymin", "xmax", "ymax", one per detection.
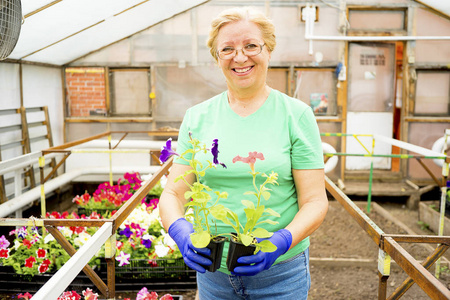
[{"xmin": 217, "ymin": 43, "xmax": 265, "ymax": 60}]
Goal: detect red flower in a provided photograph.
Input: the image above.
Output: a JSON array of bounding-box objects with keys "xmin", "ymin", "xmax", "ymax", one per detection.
[
  {"xmin": 42, "ymin": 259, "xmax": 51, "ymax": 265},
  {"xmin": 36, "ymin": 248, "xmax": 47, "ymax": 258},
  {"xmin": 160, "ymin": 295, "xmax": 173, "ymax": 300},
  {"xmin": 61, "ymin": 211, "xmax": 69, "ymax": 219},
  {"xmin": 0, "ymin": 248, "xmax": 9, "ymax": 258},
  {"xmin": 57, "ymin": 291, "xmax": 81, "ymax": 300},
  {"xmin": 24, "ymin": 256, "xmax": 37, "ymax": 268},
  {"xmin": 23, "ymin": 239, "xmax": 32, "ymax": 249},
  {"xmin": 70, "ymin": 226, "xmax": 85, "ymax": 234},
  {"xmin": 18, "ymin": 292, "xmax": 33, "ymax": 299},
  {"xmin": 38, "ymin": 262, "xmax": 49, "ymax": 273}
]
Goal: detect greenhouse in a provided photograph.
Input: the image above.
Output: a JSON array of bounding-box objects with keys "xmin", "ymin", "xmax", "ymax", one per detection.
[{"xmin": 0, "ymin": 0, "xmax": 449, "ymax": 299}]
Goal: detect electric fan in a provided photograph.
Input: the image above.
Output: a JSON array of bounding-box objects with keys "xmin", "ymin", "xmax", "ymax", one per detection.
[{"xmin": 0, "ymin": 0, "xmax": 22, "ymax": 60}]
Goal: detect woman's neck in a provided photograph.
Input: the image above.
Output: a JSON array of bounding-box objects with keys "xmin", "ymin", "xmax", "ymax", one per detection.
[{"xmin": 227, "ymin": 85, "xmax": 271, "ymax": 117}]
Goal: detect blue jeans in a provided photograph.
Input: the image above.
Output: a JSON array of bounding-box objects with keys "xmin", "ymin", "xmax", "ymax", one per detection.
[{"xmin": 197, "ymin": 248, "xmax": 310, "ymax": 300}]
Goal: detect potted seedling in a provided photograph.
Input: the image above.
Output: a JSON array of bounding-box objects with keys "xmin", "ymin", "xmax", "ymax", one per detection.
[
  {"xmin": 211, "ymin": 152, "xmax": 281, "ymax": 271},
  {"xmin": 160, "ymin": 133, "xmax": 227, "ymax": 272}
]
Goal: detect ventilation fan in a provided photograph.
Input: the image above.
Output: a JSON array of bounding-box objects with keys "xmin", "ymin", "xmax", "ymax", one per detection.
[{"xmin": 0, "ymin": 0, "xmax": 22, "ymax": 60}]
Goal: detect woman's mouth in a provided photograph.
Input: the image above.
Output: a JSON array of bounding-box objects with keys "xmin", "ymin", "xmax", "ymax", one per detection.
[{"xmin": 232, "ymin": 66, "xmax": 253, "ymax": 75}]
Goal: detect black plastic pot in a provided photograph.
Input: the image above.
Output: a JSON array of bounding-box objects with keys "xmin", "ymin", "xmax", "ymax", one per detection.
[
  {"xmin": 226, "ymin": 233, "xmax": 256, "ymax": 272},
  {"xmin": 202, "ymin": 236, "xmax": 226, "ymax": 272}
]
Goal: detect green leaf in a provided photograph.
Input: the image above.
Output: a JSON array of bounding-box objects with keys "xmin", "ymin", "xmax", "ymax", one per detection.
[
  {"xmin": 264, "ymin": 207, "xmax": 280, "ymax": 217},
  {"xmin": 241, "ymin": 200, "xmax": 255, "ymax": 209},
  {"xmin": 191, "ymin": 231, "xmax": 211, "ymax": 248},
  {"xmin": 240, "ymin": 234, "xmax": 254, "ymax": 246},
  {"xmin": 261, "ymin": 191, "xmax": 271, "ymax": 200},
  {"xmin": 243, "ymin": 191, "xmax": 258, "ymax": 197},
  {"xmin": 252, "ymin": 228, "xmax": 273, "ymax": 239},
  {"xmin": 184, "ymin": 191, "xmax": 194, "ymax": 200},
  {"xmin": 210, "ymin": 205, "xmax": 228, "ymax": 220},
  {"xmin": 257, "ymin": 219, "xmax": 279, "ymax": 225},
  {"xmin": 257, "ymin": 240, "xmax": 277, "ymax": 253}
]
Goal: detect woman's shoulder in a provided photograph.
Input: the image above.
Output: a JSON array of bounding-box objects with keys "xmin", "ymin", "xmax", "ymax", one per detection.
[{"xmin": 271, "ymin": 89, "xmax": 311, "ymax": 114}]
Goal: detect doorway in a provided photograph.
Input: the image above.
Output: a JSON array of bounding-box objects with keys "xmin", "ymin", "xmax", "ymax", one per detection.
[{"xmin": 346, "ymin": 42, "xmax": 396, "ymax": 171}]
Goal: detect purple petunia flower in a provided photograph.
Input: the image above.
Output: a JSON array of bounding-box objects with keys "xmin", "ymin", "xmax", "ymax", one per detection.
[
  {"xmin": 159, "ymin": 138, "xmax": 179, "ymax": 163},
  {"xmin": 141, "ymin": 235, "xmax": 152, "ymax": 249},
  {"xmin": 119, "ymin": 226, "xmax": 133, "ymax": 238},
  {"xmin": 0, "ymin": 235, "xmax": 10, "ymax": 249},
  {"xmin": 211, "ymin": 139, "xmax": 227, "ymax": 168}
]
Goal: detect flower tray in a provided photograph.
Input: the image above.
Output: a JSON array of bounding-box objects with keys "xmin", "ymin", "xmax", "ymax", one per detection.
[
  {"xmin": 0, "ymin": 265, "xmax": 95, "ymax": 293},
  {"xmin": 77, "ymin": 207, "xmax": 117, "ymax": 217},
  {"xmin": 98, "ymin": 258, "xmax": 197, "ymax": 291}
]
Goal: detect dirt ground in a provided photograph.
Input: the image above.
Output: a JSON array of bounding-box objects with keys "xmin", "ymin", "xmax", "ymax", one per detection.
[{"xmin": 2, "ymin": 198, "xmax": 449, "ymax": 300}]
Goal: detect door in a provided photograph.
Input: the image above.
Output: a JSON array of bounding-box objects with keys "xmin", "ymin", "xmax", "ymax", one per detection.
[{"xmin": 346, "ymin": 43, "xmax": 395, "ymax": 170}]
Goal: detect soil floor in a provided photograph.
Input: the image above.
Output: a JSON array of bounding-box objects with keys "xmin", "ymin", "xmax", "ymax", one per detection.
[{"xmin": 2, "ymin": 198, "xmax": 450, "ymax": 300}]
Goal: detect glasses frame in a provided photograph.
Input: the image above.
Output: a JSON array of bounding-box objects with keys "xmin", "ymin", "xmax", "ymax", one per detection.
[{"xmin": 217, "ymin": 43, "xmax": 266, "ymax": 60}]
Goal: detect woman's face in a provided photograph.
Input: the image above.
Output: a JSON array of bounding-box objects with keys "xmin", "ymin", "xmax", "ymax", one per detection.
[{"xmin": 216, "ymin": 20, "xmax": 271, "ymax": 93}]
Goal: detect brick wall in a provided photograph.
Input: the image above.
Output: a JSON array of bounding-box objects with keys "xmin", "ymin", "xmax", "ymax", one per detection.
[{"xmin": 65, "ymin": 68, "xmax": 106, "ymax": 117}]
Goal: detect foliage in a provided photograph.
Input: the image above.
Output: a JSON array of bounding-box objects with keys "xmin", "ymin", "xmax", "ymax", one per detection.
[
  {"xmin": 211, "ymin": 152, "xmax": 280, "ymax": 253},
  {"xmin": 161, "ymin": 134, "xmax": 227, "ymax": 248}
]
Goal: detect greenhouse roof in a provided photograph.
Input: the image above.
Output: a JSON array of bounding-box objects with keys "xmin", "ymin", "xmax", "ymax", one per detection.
[
  {"xmin": 7, "ymin": 0, "xmax": 209, "ymax": 66},
  {"xmin": 4, "ymin": 0, "xmax": 449, "ymax": 66}
]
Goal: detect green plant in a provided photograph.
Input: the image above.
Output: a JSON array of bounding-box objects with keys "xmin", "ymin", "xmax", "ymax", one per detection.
[
  {"xmin": 212, "ymin": 152, "xmax": 280, "ymax": 253},
  {"xmin": 417, "ymin": 220, "xmax": 430, "ymax": 231},
  {"xmin": 160, "ymin": 134, "xmax": 227, "ymax": 248}
]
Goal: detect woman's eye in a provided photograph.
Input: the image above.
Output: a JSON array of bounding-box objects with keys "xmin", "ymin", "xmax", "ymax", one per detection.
[
  {"xmin": 245, "ymin": 43, "xmax": 258, "ymax": 50},
  {"xmin": 221, "ymin": 47, "xmax": 234, "ymax": 53}
]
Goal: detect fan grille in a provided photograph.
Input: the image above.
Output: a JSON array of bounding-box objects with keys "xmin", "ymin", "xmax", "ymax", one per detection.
[{"xmin": 0, "ymin": 0, "xmax": 22, "ymax": 60}]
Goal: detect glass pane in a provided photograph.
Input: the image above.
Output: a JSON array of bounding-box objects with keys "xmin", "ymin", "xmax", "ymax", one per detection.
[
  {"xmin": 154, "ymin": 66, "xmax": 226, "ymax": 121},
  {"xmin": 348, "ymin": 43, "xmax": 395, "ymax": 112},
  {"xmin": 110, "ymin": 70, "xmax": 150, "ymax": 116},
  {"xmin": 414, "ymin": 71, "xmax": 450, "ymax": 116},
  {"xmin": 349, "ymin": 10, "xmax": 405, "ymax": 31},
  {"xmin": 293, "ymin": 70, "xmax": 337, "ymax": 116}
]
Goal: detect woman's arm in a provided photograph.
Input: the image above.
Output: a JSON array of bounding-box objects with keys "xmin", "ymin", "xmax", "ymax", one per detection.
[
  {"xmin": 285, "ymin": 168, "xmax": 328, "ymax": 249},
  {"xmin": 159, "ymin": 163, "xmax": 196, "ymax": 231}
]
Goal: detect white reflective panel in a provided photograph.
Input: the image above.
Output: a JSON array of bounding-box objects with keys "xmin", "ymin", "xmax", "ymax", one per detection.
[
  {"xmin": 10, "ymin": 0, "xmax": 145, "ymax": 59},
  {"xmin": 22, "ymin": 0, "xmax": 58, "ymax": 15},
  {"xmin": 16, "ymin": 0, "xmax": 208, "ymax": 65}
]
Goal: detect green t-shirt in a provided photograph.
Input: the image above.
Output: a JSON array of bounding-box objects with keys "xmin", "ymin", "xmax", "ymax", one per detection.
[{"xmin": 175, "ymin": 89, "xmax": 324, "ymax": 273}]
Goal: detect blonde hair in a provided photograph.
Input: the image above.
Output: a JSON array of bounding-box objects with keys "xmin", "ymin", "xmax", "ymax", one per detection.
[{"xmin": 207, "ymin": 7, "xmax": 276, "ymax": 62}]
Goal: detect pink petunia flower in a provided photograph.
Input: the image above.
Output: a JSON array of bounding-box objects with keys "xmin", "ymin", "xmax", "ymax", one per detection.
[
  {"xmin": 137, "ymin": 287, "xmax": 159, "ymax": 300},
  {"xmin": 18, "ymin": 292, "xmax": 33, "ymax": 299},
  {"xmin": 82, "ymin": 288, "xmax": 99, "ymax": 300},
  {"xmin": 116, "ymin": 251, "xmax": 130, "ymax": 267},
  {"xmin": 0, "ymin": 235, "xmax": 10, "ymax": 249},
  {"xmin": 232, "ymin": 151, "xmax": 265, "ymax": 173}
]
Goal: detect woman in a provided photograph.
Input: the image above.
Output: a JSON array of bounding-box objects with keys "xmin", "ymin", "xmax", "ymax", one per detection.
[{"xmin": 159, "ymin": 7, "xmax": 328, "ymax": 299}]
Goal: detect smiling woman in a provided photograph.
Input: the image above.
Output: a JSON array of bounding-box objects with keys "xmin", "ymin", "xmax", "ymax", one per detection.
[{"xmin": 159, "ymin": 6, "xmax": 328, "ymax": 300}]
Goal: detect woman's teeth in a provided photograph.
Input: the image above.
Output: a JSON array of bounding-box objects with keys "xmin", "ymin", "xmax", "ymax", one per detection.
[{"xmin": 234, "ymin": 66, "xmax": 252, "ymax": 73}]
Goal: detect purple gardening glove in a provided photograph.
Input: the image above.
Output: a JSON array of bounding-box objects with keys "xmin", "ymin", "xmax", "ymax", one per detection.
[
  {"xmin": 232, "ymin": 229, "xmax": 293, "ymax": 276},
  {"xmin": 168, "ymin": 218, "xmax": 212, "ymax": 273}
]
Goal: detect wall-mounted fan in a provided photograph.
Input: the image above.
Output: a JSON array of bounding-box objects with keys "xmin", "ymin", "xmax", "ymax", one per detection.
[{"xmin": 0, "ymin": 0, "xmax": 22, "ymax": 60}]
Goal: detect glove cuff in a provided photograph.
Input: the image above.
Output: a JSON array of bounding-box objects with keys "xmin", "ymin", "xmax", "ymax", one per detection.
[
  {"xmin": 278, "ymin": 229, "xmax": 293, "ymax": 254},
  {"xmin": 168, "ymin": 217, "xmax": 189, "ymax": 238}
]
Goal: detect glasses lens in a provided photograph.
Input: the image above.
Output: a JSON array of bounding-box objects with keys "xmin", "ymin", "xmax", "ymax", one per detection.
[{"xmin": 218, "ymin": 43, "xmax": 264, "ymax": 59}]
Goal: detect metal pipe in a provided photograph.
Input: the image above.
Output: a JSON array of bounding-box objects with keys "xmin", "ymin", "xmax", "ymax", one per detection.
[{"xmin": 0, "ymin": 166, "xmax": 160, "ymax": 218}]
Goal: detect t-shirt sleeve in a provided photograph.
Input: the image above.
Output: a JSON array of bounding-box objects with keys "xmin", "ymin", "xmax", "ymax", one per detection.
[
  {"xmin": 290, "ymin": 107, "xmax": 325, "ymax": 170},
  {"xmin": 174, "ymin": 109, "xmax": 192, "ymax": 165}
]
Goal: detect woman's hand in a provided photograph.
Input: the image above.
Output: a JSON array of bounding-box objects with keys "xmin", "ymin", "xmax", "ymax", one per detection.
[
  {"xmin": 168, "ymin": 217, "xmax": 212, "ymax": 273},
  {"xmin": 231, "ymin": 229, "xmax": 292, "ymax": 276}
]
